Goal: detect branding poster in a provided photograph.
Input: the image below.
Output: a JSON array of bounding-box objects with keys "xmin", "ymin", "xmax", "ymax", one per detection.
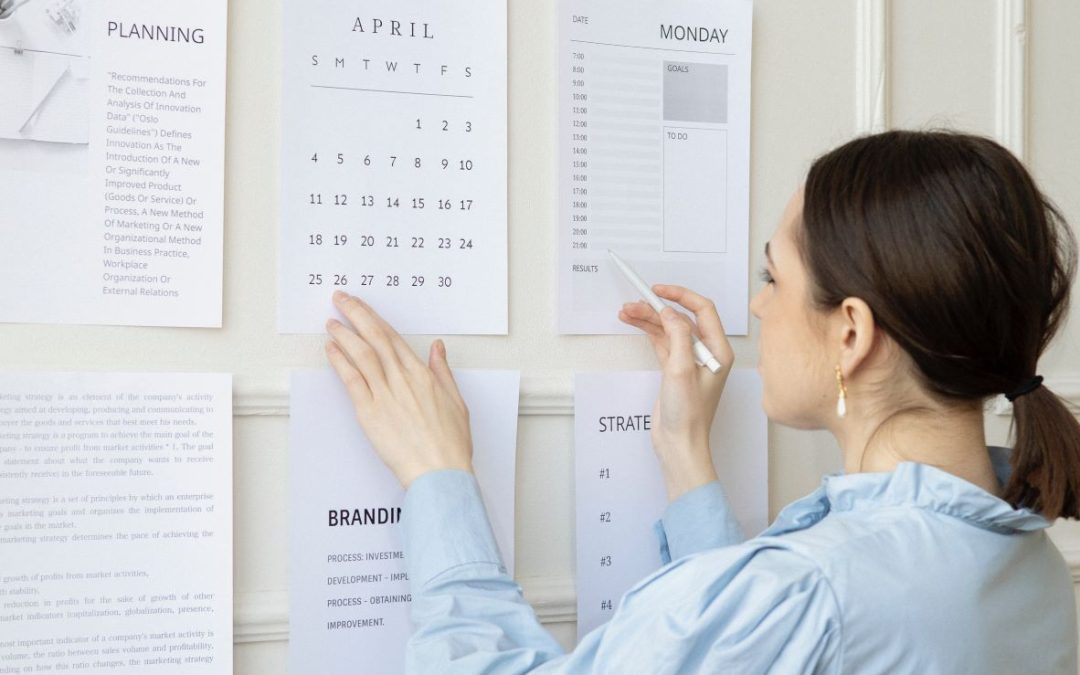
[{"xmin": 288, "ymin": 369, "xmax": 518, "ymax": 675}]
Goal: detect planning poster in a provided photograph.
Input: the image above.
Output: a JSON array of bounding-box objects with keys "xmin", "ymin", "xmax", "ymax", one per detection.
[
  {"xmin": 558, "ymin": 0, "xmax": 753, "ymax": 334},
  {"xmin": 0, "ymin": 372, "xmax": 232, "ymax": 673},
  {"xmin": 574, "ymin": 370, "xmax": 767, "ymax": 639},
  {"xmin": 288, "ymin": 369, "xmax": 518, "ymax": 675},
  {"xmin": 280, "ymin": 2, "xmax": 508, "ymax": 335},
  {"xmin": 0, "ymin": 0, "xmax": 227, "ymax": 327}
]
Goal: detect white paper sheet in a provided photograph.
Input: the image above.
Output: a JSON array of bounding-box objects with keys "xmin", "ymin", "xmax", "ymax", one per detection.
[
  {"xmin": 279, "ymin": 1, "xmax": 508, "ymax": 335},
  {"xmin": 0, "ymin": 372, "xmax": 232, "ymax": 673},
  {"xmin": 0, "ymin": 0, "xmax": 227, "ymax": 327},
  {"xmin": 288, "ymin": 369, "xmax": 519, "ymax": 674},
  {"xmin": 558, "ymin": 0, "xmax": 753, "ymax": 334},
  {"xmin": 574, "ymin": 369, "xmax": 767, "ymax": 639}
]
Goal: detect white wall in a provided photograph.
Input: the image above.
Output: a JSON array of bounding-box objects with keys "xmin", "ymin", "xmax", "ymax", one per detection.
[{"xmin": 2, "ymin": 0, "xmax": 1078, "ymax": 671}]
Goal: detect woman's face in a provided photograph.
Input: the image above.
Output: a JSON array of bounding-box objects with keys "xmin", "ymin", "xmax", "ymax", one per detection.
[{"xmin": 749, "ymin": 190, "xmax": 835, "ymax": 429}]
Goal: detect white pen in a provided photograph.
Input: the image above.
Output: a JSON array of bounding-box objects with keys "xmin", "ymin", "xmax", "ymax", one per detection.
[{"xmin": 608, "ymin": 249, "xmax": 723, "ymax": 374}]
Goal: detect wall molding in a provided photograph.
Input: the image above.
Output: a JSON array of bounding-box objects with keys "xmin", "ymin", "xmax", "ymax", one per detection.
[
  {"xmin": 231, "ymin": 371, "xmax": 1079, "ymax": 643},
  {"xmin": 233, "ymin": 575, "xmax": 576, "ymax": 645},
  {"xmin": 994, "ymin": 0, "xmax": 1028, "ymax": 159},
  {"xmin": 232, "ymin": 391, "xmax": 290, "ymax": 418},
  {"xmin": 1067, "ymin": 550, "xmax": 1080, "ymax": 584},
  {"xmin": 518, "ymin": 375, "xmax": 575, "ymax": 417},
  {"xmin": 521, "ymin": 575, "xmax": 578, "ymax": 625},
  {"xmin": 234, "ymin": 590, "xmax": 289, "ymax": 644},
  {"xmin": 234, "ymin": 553, "xmax": 1080, "ymax": 644},
  {"xmin": 233, "ymin": 374, "xmax": 573, "ymax": 418},
  {"xmin": 234, "ymin": 372, "xmax": 1080, "ymax": 420},
  {"xmin": 855, "ymin": 0, "xmax": 889, "ymax": 134}
]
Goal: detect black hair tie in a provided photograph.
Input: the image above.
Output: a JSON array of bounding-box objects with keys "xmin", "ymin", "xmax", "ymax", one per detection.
[{"xmin": 1005, "ymin": 375, "xmax": 1044, "ymax": 402}]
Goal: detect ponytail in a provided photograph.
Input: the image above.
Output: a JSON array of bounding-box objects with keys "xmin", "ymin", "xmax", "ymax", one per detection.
[{"xmin": 1004, "ymin": 386, "xmax": 1080, "ymax": 520}]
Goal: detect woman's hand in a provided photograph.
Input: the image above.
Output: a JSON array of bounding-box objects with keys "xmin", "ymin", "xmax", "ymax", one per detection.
[
  {"xmin": 324, "ymin": 291, "xmax": 473, "ymax": 488},
  {"xmin": 618, "ymin": 286, "xmax": 734, "ymax": 500}
]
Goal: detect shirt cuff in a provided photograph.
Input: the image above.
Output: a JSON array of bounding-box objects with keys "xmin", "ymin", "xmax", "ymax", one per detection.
[
  {"xmin": 402, "ymin": 469, "xmax": 506, "ymax": 587},
  {"xmin": 655, "ymin": 480, "xmax": 744, "ymax": 563}
]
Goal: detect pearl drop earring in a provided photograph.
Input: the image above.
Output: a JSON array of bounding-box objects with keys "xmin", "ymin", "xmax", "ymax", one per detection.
[{"xmin": 835, "ymin": 365, "xmax": 848, "ymax": 418}]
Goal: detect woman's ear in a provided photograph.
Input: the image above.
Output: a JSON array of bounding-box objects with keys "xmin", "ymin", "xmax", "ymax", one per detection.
[{"xmin": 836, "ymin": 297, "xmax": 877, "ymax": 378}]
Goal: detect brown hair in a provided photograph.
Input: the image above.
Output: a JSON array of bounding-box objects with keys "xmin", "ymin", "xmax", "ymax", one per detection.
[{"xmin": 799, "ymin": 130, "xmax": 1080, "ymax": 520}]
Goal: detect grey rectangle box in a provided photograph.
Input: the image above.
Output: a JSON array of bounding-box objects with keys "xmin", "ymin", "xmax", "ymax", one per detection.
[{"xmin": 662, "ymin": 62, "xmax": 727, "ymax": 124}]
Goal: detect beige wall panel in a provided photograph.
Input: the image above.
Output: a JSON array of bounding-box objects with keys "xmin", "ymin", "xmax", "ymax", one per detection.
[
  {"xmin": 890, "ymin": 0, "xmax": 996, "ymax": 135},
  {"xmin": 1030, "ymin": 0, "xmax": 1080, "ymax": 370},
  {"xmin": 233, "ymin": 417, "xmax": 288, "ymax": 595}
]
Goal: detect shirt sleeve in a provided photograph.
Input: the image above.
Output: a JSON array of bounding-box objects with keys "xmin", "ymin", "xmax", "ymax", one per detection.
[
  {"xmin": 403, "ymin": 470, "xmax": 565, "ymax": 673},
  {"xmin": 403, "ymin": 470, "xmax": 844, "ymax": 675},
  {"xmin": 565, "ymin": 544, "xmax": 844, "ymax": 674},
  {"xmin": 654, "ymin": 480, "xmax": 746, "ymax": 563}
]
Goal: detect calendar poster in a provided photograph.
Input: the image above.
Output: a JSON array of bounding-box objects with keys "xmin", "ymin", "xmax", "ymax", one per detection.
[
  {"xmin": 558, "ymin": 0, "xmax": 753, "ymax": 334},
  {"xmin": 574, "ymin": 370, "xmax": 767, "ymax": 639},
  {"xmin": 280, "ymin": 1, "xmax": 508, "ymax": 335},
  {"xmin": 0, "ymin": 0, "xmax": 227, "ymax": 327}
]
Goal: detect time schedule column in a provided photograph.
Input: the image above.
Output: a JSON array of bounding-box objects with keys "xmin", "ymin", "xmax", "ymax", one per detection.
[{"xmin": 567, "ymin": 42, "xmax": 591, "ymax": 256}]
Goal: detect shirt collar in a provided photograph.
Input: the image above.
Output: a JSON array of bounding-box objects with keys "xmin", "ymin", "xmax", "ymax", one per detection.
[{"xmin": 763, "ymin": 446, "xmax": 1049, "ymax": 537}]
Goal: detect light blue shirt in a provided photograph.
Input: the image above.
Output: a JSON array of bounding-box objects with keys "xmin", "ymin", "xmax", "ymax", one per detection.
[{"xmin": 401, "ymin": 447, "xmax": 1077, "ymax": 673}]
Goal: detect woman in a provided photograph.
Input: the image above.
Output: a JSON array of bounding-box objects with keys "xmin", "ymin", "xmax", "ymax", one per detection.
[{"xmin": 324, "ymin": 131, "xmax": 1080, "ymax": 673}]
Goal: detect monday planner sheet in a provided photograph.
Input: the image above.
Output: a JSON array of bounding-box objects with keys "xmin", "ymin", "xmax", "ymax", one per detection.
[
  {"xmin": 288, "ymin": 369, "xmax": 518, "ymax": 675},
  {"xmin": 558, "ymin": 0, "xmax": 753, "ymax": 334}
]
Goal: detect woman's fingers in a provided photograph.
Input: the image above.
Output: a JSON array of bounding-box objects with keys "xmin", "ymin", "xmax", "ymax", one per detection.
[
  {"xmin": 618, "ymin": 311, "xmax": 670, "ymax": 361},
  {"xmin": 619, "ymin": 303, "xmax": 664, "ymax": 336},
  {"xmin": 428, "ymin": 340, "xmax": 467, "ymax": 412},
  {"xmin": 327, "ymin": 319, "xmax": 388, "ymax": 393},
  {"xmin": 325, "ymin": 340, "xmax": 373, "ymax": 408},
  {"xmin": 653, "ymin": 285, "xmax": 728, "ymax": 354},
  {"xmin": 621, "ymin": 301, "xmax": 663, "ymax": 327},
  {"xmin": 618, "ymin": 311, "xmax": 663, "ymax": 339},
  {"xmin": 659, "ymin": 307, "xmax": 696, "ymax": 375},
  {"xmin": 332, "ymin": 292, "xmax": 402, "ymax": 369},
  {"xmin": 344, "ymin": 293, "xmax": 427, "ymax": 372}
]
